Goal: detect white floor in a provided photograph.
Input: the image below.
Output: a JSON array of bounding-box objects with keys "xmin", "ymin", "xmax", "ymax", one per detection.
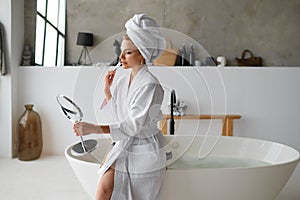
[
  {"xmin": 0, "ymin": 155, "xmax": 299, "ymax": 200},
  {"xmin": 0, "ymin": 155, "xmax": 91, "ymax": 200}
]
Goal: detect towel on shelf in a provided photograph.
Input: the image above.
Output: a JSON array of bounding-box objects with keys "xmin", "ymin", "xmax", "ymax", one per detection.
[{"xmin": 0, "ymin": 21, "xmax": 7, "ymax": 76}]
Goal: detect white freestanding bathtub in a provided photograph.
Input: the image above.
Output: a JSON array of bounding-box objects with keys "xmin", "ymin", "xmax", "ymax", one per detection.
[{"xmin": 65, "ymin": 135, "xmax": 299, "ymax": 200}]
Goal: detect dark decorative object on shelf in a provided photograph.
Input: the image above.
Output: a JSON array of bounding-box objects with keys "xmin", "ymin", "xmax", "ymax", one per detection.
[
  {"xmin": 180, "ymin": 43, "xmax": 190, "ymax": 66},
  {"xmin": 174, "ymin": 43, "xmax": 190, "ymax": 66},
  {"xmin": 206, "ymin": 57, "xmax": 216, "ymax": 66},
  {"xmin": 109, "ymin": 39, "xmax": 121, "ymax": 66},
  {"xmin": 17, "ymin": 104, "xmax": 43, "ymax": 161}
]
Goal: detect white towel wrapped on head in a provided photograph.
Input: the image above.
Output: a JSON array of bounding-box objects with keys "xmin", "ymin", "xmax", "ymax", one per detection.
[{"xmin": 125, "ymin": 14, "xmax": 166, "ymax": 64}]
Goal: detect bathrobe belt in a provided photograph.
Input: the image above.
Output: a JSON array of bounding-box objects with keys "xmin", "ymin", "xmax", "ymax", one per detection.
[
  {"xmin": 98, "ymin": 131, "xmax": 163, "ymax": 177},
  {"xmin": 110, "ymin": 123, "xmax": 161, "ymax": 141}
]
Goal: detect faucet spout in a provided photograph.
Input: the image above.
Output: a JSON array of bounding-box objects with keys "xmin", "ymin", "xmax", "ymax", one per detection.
[{"xmin": 170, "ymin": 90, "xmax": 176, "ymax": 135}]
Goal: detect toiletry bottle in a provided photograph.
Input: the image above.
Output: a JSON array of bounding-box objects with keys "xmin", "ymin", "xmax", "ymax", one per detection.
[
  {"xmin": 181, "ymin": 43, "xmax": 187, "ymax": 66},
  {"xmin": 189, "ymin": 43, "xmax": 195, "ymax": 66}
]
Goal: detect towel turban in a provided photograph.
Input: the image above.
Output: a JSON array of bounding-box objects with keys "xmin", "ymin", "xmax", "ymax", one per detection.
[{"xmin": 125, "ymin": 14, "xmax": 166, "ymax": 64}]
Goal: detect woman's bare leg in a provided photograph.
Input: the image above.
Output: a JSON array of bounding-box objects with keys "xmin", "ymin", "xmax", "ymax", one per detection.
[{"xmin": 96, "ymin": 167, "xmax": 115, "ymax": 200}]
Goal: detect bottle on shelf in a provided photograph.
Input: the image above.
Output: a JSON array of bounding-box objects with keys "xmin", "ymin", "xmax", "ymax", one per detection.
[
  {"xmin": 181, "ymin": 43, "xmax": 186, "ymax": 66},
  {"xmin": 181, "ymin": 43, "xmax": 190, "ymax": 66},
  {"xmin": 189, "ymin": 43, "xmax": 195, "ymax": 66}
]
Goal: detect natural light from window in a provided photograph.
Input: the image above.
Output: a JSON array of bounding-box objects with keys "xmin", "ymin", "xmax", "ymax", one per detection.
[{"xmin": 35, "ymin": 0, "xmax": 65, "ymax": 66}]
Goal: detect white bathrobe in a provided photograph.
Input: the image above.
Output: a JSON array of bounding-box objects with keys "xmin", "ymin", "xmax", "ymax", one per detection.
[{"xmin": 99, "ymin": 65, "xmax": 166, "ymax": 200}]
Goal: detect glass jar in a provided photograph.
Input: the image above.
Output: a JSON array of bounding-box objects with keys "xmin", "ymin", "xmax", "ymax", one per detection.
[{"xmin": 17, "ymin": 104, "xmax": 43, "ymax": 161}]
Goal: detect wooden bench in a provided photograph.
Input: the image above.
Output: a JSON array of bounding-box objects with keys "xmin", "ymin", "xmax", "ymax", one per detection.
[{"xmin": 159, "ymin": 114, "xmax": 241, "ymax": 136}]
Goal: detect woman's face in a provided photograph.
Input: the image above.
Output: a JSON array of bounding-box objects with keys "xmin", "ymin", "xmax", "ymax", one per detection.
[{"xmin": 119, "ymin": 39, "xmax": 144, "ymax": 69}]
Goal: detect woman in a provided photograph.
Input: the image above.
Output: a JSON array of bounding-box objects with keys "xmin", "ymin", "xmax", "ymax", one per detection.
[{"xmin": 73, "ymin": 14, "xmax": 166, "ymax": 200}]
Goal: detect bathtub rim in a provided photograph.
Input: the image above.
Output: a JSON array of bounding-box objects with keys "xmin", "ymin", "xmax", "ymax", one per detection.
[{"xmin": 65, "ymin": 135, "xmax": 300, "ymax": 170}]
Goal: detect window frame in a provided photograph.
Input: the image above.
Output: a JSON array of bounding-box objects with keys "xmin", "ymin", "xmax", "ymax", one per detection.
[{"xmin": 35, "ymin": 0, "xmax": 66, "ymax": 66}]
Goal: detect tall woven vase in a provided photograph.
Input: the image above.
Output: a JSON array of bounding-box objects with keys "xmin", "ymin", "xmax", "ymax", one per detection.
[{"xmin": 17, "ymin": 104, "xmax": 43, "ymax": 161}]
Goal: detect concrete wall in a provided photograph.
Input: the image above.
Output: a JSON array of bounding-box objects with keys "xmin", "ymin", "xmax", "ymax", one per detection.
[
  {"xmin": 23, "ymin": 0, "xmax": 300, "ymax": 66},
  {"xmin": 65, "ymin": 0, "xmax": 299, "ymax": 66}
]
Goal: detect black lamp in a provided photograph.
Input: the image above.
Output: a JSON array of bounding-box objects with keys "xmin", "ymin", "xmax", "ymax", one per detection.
[{"xmin": 76, "ymin": 32, "xmax": 93, "ymax": 65}]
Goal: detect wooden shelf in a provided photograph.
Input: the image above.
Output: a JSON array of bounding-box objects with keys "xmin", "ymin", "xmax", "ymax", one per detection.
[{"xmin": 159, "ymin": 114, "xmax": 241, "ymax": 136}]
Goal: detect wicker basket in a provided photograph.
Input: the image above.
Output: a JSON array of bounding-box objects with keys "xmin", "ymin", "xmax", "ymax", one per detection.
[{"xmin": 236, "ymin": 49, "xmax": 262, "ymax": 66}]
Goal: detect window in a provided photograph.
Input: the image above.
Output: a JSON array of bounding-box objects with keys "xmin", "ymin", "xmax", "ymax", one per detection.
[{"xmin": 35, "ymin": 0, "xmax": 66, "ymax": 66}]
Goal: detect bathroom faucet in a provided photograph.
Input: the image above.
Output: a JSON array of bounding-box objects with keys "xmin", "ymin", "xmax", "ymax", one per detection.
[{"xmin": 170, "ymin": 90, "xmax": 176, "ymax": 135}]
